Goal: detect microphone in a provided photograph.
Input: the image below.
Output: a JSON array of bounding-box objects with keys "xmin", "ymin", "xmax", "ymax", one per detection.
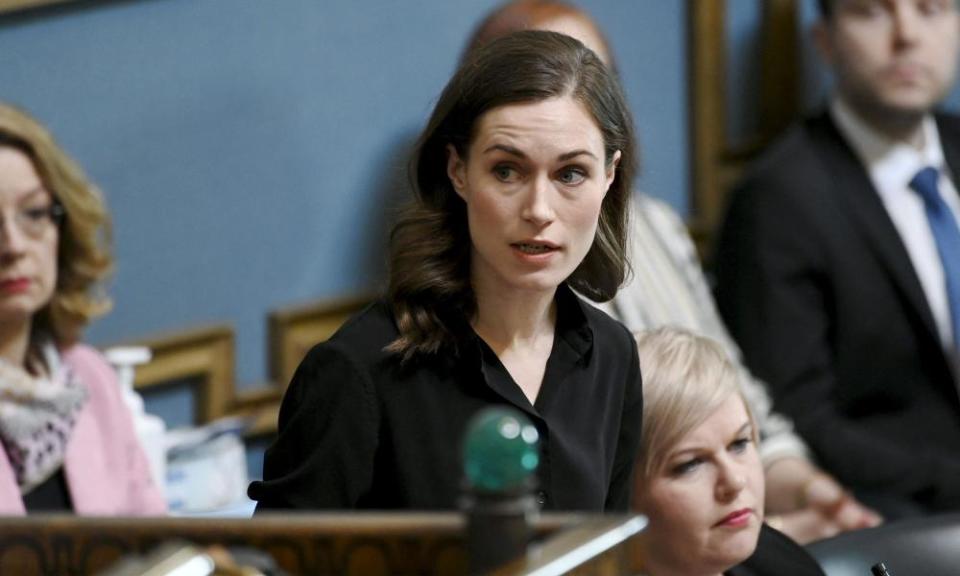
[
  {"xmin": 870, "ymin": 562, "xmax": 893, "ymax": 576},
  {"xmin": 460, "ymin": 407, "xmax": 541, "ymax": 575}
]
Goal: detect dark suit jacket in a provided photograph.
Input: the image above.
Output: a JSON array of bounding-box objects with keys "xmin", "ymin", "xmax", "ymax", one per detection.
[{"xmin": 714, "ymin": 111, "xmax": 960, "ymax": 514}]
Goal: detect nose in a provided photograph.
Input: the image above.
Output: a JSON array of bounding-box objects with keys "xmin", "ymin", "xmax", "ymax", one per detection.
[
  {"xmin": 0, "ymin": 213, "xmax": 28, "ymax": 259},
  {"xmin": 891, "ymin": 3, "xmax": 921, "ymax": 47},
  {"xmin": 715, "ymin": 458, "xmax": 747, "ymax": 502},
  {"xmin": 521, "ymin": 174, "xmax": 555, "ymax": 227}
]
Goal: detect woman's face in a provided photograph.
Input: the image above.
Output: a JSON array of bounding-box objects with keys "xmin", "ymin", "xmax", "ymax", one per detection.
[
  {"xmin": 636, "ymin": 395, "xmax": 764, "ymax": 576},
  {"xmin": 0, "ymin": 146, "xmax": 59, "ymax": 329},
  {"xmin": 446, "ymin": 95, "xmax": 618, "ymax": 298}
]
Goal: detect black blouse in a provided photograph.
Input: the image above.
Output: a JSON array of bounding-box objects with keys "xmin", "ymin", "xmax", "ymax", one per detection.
[
  {"xmin": 23, "ymin": 467, "xmax": 73, "ymax": 512},
  {"xmin": 249, "ymin": 285, "xmax": 643, "ymax": 511},
  {"xmin": 725, "ymin": 524, "xmax": 826, "ymax": 576}
]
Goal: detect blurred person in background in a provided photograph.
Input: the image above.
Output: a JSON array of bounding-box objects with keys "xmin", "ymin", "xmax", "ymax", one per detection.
[
  {"xmin": 0, "ymin": 102, "xmax": 165, "ymax": 515},
  {"xmin": 714, "ymin": 0, "xmax": 960, "ymax": 518}
]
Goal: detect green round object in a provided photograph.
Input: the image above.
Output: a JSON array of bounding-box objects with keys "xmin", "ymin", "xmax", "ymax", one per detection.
[{"xmin": 463, "ymin": 407, "xmax": 540, "ymax": 492}]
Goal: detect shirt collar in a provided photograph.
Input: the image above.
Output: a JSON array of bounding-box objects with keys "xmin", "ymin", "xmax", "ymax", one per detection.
[
  {"xmin": 461, "ymin": 283, "xmax": 595, "ymax": 366},
  {"xmin": 467, "ymin": 284, "xmax": 596, "ymax": 414},
  {"xmin": 830, "ymin": 96, "xmax": 945, "ymax": 192},
  {"xmin": 553, "ymin": 283, "xmax": 595, "ymax": 359}
]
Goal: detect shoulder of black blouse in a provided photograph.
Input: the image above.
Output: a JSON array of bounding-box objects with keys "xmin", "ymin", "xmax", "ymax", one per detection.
[
  {"xmin": 562, "ymin": 284, "xmax": 637, "ymax": 350},
  {"xmin": 725, "ymin": 524, "xmax": 826, "ymax": 576},
  {"xmin": 333, "ymin": 298, "xmax": 397, "ymax": 339},
  {"xmin": 303, "ymin": 299, "xmax": 398, "ymax": 365},
  {"xmin": 298, "ymin": 297, "xmax": 471, "ymax": 379}
]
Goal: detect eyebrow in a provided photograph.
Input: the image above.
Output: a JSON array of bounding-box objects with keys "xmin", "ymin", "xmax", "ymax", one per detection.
[
  {"xmin": 668, "ymin": 421, "xmax": 753, "ymax": 458},
  {"xmin": 14, "ymin": 186, "xmax": 49, "ymax": 201},
  {"xmin": 481, "ymin": 143, "xmax": 599, "ymax": 162},
  {"xmin": 733, "ymin": 422, "xmax": 752, "ymax": 438}
]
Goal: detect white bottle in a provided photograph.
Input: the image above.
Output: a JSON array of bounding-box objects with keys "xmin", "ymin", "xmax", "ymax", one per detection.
[{"xmin": 104, "ymin": 346, "xmax": 167, "ymax": 499}]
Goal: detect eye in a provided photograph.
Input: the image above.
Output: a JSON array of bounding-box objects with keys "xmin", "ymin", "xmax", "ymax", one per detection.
[
  {"xmin": 22, "ymin": 205, "xmax": 53, "ymax": 223},
  {"xmin": 918, "ymin": 0, "xmax": 950, "ymax": 16},
  {"xmin": 843, "ymin": 0, "xmax": 883, "ymax": 17},
  {"xmin": 556, "ymin": 166, "xmax": 587, "ymax": 186},
  {"xmin": 670, "ymin": 457, "xmax": 702, "ymax": 477},
  {"xmin": 729, "ymin": 437, "xmax": 752, "ymax": 454},
  {"xmin": 492, "ymin": 163, "xmax": 521, "ymax": 183}
]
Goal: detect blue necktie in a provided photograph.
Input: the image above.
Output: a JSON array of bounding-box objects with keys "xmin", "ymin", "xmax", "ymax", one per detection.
[{"xmin": 910, "ymin": 166, "xmax": 960, "ymax": 352}]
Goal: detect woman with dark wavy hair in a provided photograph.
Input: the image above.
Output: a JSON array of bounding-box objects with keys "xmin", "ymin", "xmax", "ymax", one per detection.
[
  {"xmin": 251, "ymin": 30, "xmax": 642, "ymax": 511},
  {"xmin": 468, "ymin": 0, "xmax": 880, "ymax": 545},
  {"xmin": 0, "ymin": 102, "xmax": 165, "ymax": 515}
]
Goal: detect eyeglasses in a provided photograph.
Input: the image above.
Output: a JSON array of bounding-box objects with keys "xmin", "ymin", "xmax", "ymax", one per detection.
[{"xmin": 0, "ymin": 203, "xmax": 65, "ymax": 241}]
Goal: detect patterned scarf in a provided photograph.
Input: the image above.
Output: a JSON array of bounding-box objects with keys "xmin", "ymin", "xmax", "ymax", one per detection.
[{"xmin": 0, "ymin": 343, "xmax": 88, "ymax": 494}]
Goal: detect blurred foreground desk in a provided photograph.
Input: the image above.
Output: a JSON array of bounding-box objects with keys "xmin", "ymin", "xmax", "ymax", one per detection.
[{"xmin": 0, "ymin": 512, "xmax": 645, "ymax": 575}]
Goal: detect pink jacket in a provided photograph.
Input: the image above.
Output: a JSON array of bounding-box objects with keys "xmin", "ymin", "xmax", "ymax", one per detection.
[{"xmin": 0, "ymin": 344, "xmax": 167, "ymax": 515}]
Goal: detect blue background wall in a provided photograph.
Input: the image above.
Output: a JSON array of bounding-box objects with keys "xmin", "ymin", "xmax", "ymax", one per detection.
[{"xmin": 0, "ymin": 0, "xmax": 687, "ymax": 387}]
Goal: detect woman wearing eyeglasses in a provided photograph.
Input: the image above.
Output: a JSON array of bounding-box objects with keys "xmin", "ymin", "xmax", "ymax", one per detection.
[{"xmin": 0, "ymin": 102, "xmax": 165, "ymax": 515}]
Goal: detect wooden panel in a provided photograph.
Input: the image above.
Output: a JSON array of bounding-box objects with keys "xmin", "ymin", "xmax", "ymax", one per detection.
[
  {"xmin": 229, "ymin": 384, "xmax": 283, "ymax": 440},
  {"xmin": 688, "ymin": 0, "xmax": 727, "ymax": 241},
  {"xmin": 0, "ymin": 0, "xmax": 73, "ymax": 14},
  {"xmin": 0, "ymin": 513, "xmax": 645, "ymax": 576},
  {"xmin": 493, "ymin": 516, "xmax": 647, "ymax": 576},
  {"xmin": 688, "ymin": 0, "xmax": 801, "ymax": 255},
  {"xmin": 760, "ymin": 0, "xmax": 801, "ymax": 140},
  {"xmin": 126, "ymin": 325, "xmax": 235, "ymax": 424},
  {"xmin": 268, "ymin": 293, "xmax": 374, "ymax": 388}
]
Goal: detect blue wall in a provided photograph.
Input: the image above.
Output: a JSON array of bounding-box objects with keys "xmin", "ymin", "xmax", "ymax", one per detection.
[{"xmin": 0, "ymin": 0, "xmax": 687, "ymax": 386}]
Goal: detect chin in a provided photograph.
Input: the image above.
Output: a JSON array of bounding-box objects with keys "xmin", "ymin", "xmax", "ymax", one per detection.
[
  {"xmin": 509, "ymin": 269, "xmax": 574, "ymax": 293},
  {"xmin": 879, "ymin": 87, "xmax": 945, "ymax": 114},
  {"xmin": 888, "ymin": 99, "xmax": 938, "ymax": 115},
  {"xmin": 509, "ymin": 280, "xmax": 564, "ymax": 295},
  {"xmin": 723, "ymin": 524, "xmax": 762, "ymax": 565},
  {"xmin": 0, "ymin": 295, "xmax": 41, "ymax": 314}
]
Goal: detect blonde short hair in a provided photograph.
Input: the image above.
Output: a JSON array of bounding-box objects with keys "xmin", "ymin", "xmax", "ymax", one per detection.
[
  {"xmin": 635, "ymin": 327, "xmax": 756, "ymax": 480},
  {"xmin": 0, "ymin": 102, "xmax": 113, "ymax": 346}
]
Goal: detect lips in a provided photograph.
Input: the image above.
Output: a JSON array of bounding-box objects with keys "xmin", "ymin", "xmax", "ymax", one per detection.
[
  {"xmin": 0, "ymin": 277, "xmax": 31, "ymax": 294},
  {"xmin": 511, "ymin": 240, "xmax": 559, "ymax": 254},
  {"xmin": 885, "ymin": 62, "xmax": 926, "ymax": 82},
  {"xmin": 715, "ymin": 508, "xmax": 753, "ymax": 528}
]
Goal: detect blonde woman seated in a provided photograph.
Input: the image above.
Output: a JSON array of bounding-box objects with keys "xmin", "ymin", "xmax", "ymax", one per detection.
[
  {"xmin": 0, "ymin": 103, "xmax": 165, "ymax": 515},
  {"xmin": 634, "ymin": 327, "xmax": 824, "ymax": 576}
]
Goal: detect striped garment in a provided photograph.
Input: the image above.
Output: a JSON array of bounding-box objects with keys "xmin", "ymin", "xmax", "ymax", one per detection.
[{"xmin": 599, "ymin": 193, "xmax": 809, "ymax": 465}]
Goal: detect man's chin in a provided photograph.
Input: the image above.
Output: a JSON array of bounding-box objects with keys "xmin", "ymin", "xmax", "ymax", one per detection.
[
  {"xmin": 877, "ymin": 85, "xmax": 949, "ymax": 116},
  {"xmin": 849, "ymin": 91, "xmax": 934, "ymax": 134}
]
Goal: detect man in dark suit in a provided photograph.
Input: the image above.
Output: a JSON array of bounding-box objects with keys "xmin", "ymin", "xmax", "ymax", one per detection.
[{"xmin": 714, "ymin": 0, "xmax": 960, "ymax": 517}]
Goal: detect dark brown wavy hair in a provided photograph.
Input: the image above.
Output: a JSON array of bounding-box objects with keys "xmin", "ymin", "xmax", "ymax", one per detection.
[
  {"xmin": 0, "ymin": 102, "xmax": 113, "ymax": 348},
  {"xmin": 387, "ymin": 30, "xmax": 637, "ymax": 360}
]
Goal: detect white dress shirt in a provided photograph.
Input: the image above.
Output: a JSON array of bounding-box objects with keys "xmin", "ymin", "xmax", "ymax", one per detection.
[
  {"xmin": 832, "ymin": 97, "xmax": 960, "ymax": 361},
  {"xmin": 596, "ymin": 194, "xmax": 809, "ymax": 465}
]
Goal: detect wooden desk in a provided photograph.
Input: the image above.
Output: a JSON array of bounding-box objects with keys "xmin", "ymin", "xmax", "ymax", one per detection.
[{"xmin": 0, "ymin": 512, "xmax": 645, "ymax": 575}]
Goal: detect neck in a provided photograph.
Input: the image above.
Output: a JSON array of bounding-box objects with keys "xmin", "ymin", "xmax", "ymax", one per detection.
[
  {"xmin": 0, "ymin": 317, "xmax": 32, "ymax": 368},
  {"xmin": 471, "ymin": 280, "xmax": 557, "ymax": 352},
  {"xmin": 844, "ymin": 94, "xmax": 927, "ymax": 149},
  {"xmin": 644, "ymin": 563, "xmax": 722, "ymax": 576},
  {"xmin": 872, "ymin": 113, "xmax": 926, "ymax": 149},
  {"xmin": 642, "ymin": 551, "xmax": 725, "ymax": 576}
]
